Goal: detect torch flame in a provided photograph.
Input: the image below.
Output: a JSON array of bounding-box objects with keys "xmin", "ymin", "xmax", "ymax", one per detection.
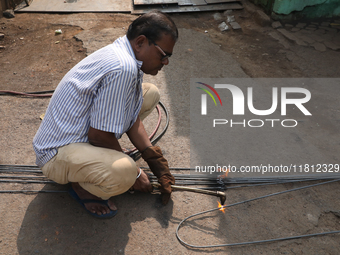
[
  {"xmin": 218, "ymin": 201, "xmax": 225, "ymax": 213},
  {"xmin": 218, "ymin": 168, "xmax": 230, "ymax": 179}
]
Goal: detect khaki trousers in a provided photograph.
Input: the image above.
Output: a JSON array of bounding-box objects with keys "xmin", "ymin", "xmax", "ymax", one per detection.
[{"xmin": 41, "ymin": 83, "xmax": 160, "ymax": 199}]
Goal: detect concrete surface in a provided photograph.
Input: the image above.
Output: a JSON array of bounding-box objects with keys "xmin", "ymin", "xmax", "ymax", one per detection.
[{"xmin": 1, "ymin": 3, "xmax": 340, "ymax": 254}]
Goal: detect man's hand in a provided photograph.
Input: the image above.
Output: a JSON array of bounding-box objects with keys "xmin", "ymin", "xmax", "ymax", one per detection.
[
  {"xmin": 158, "ymin": 174, "xmax": 175, "ymax": 205},
  {"xmin": 132, "ymin": 168, "xmax": 153, "ymax": 193},
  {"xmin": 141, "ymin": 146, "xmax": 175, "ymax": 205}
]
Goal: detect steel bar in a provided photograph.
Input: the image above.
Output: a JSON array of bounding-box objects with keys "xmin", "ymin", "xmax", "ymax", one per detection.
[
  {"xmin": 2, "ymin": 165, "xmax": 339, "ymax": 182},
  {"xmin": 0, "ymin": 169, "xmax": 42, "ymax": 174},
  {"xmin": 0, "ymin": 190, "xmax": 67, "ymax": 193},
  {"xmin": 1, "ymin": 165, "xmax": 340, "ymax": 192},
  {"xmin": 0, "ymin": 180, "xmax": 55, "ymax": 184},
  {"xmin": 0, "ymin": 164, "xmax": 40, "ymax": 169},
  {"xmin": 0, "ymin": 175, "xmax": 48, "ymax": 179},
  {"xmin": 1, "ymin": 175, "xmax": 338, "ymax": 188}
]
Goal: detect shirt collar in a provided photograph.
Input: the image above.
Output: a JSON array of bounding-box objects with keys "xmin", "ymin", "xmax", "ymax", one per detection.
[{"xmin": 122, "ymin": 35, "xmax": 143, "ymax": 70}]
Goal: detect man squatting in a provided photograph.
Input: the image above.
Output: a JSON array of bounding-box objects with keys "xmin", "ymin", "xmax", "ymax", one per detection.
[{"xmin": 33, "ymin": 11, "xmax": 178, "ymax": 218}]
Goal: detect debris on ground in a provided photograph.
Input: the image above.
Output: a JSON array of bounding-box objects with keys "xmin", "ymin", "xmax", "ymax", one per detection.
[
  {"xmin": 218, "ymin": 22, "xmax": 229, "ymax": 32},
  {"xmin": 3, "ymin": 9, "xmax": 15, "ymax": 19}
]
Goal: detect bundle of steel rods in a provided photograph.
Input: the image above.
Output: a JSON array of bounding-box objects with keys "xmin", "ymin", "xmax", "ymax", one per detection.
[{"xmin": 1, "ymin": 164, "xmax": 340, "ymax": 193}]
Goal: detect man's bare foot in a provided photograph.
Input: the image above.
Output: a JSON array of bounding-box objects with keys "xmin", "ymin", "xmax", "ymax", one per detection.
[{"xmin": 71, "ymin": 183, "xmax": 117, "ymax": 216}]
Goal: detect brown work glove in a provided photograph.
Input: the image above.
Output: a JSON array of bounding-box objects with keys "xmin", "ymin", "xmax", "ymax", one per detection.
[{"xmin": 142, "ymin": 146, "xmax": 175, "ymax": 205}]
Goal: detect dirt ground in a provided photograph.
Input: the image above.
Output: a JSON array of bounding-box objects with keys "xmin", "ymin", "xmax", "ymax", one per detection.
[{"xmin": 0, "ymin": 1, "xmax": 340, "ymax": 254}]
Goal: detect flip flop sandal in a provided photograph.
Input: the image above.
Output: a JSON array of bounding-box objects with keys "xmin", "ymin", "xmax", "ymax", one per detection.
[{"xmin": 68, "ymin": 187, "xmax": 118, "ymax": 219}]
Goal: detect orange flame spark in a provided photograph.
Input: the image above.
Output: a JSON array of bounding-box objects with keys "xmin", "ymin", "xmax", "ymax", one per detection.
[
  {"xmin": 218, "ymin": 168, "xmax": 230, "ymax": 179},
  {"xmin": 218, "ymin": 201, "xmax": 225, "ymax": 213}
]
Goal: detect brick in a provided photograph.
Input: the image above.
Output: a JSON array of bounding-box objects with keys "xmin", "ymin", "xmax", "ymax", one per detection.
[{"xmin": 230, "ymin": 21, "xmax": 242, "ymax": 30}]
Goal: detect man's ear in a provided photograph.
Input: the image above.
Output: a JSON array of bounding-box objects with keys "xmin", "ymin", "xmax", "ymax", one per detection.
[{"xmin": 134, "ymin": 35, "xmax": 148, "ymax": 53}]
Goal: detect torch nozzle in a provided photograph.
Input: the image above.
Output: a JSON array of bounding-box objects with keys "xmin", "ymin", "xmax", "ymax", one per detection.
[{"xmin": 152, "ymin": 183, "xmax": 226, "ymax": 205}]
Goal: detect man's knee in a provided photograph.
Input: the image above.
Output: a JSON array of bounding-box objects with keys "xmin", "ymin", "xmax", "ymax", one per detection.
[
  {"xmin": 81, "ymin": 153, "xmax": 138, "ymax": 199},
  {"xmin": 106, "ymin": 155, "xmax": 137, "ymax": 189},
  {"xmin": 142, "ymin": 82, "xmax": 160, "ymax": 101},
  {"xmin": 140, "ymin": 83, "xmax": 160, "ymax": 120}
]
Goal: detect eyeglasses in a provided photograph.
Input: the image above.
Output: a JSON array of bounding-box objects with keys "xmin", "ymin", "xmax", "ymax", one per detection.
[{"xmin": 150, "ymin": 41, "xmax": 172, "ymax": 61}]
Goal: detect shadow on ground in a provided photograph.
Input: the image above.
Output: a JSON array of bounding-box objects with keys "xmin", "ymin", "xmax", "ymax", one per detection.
[{"xmin": 17, "ymin": 185, "xmax": 173, "ymax": 254}]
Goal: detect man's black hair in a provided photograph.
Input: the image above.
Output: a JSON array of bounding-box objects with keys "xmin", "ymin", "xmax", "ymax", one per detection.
[{"xmin": 127, "ymin": 10, "xmax": 178, "ymax": 43}]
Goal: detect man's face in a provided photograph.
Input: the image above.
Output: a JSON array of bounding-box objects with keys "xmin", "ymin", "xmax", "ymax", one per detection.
[{"xmin": 139, "ymin": 34, "xmax": 176, "ymax": 75}]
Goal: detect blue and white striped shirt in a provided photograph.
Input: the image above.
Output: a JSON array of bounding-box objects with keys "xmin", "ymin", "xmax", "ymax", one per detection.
[{"xmin": 33, "ymin": 35, "xmax": 144, "ymax": 168}]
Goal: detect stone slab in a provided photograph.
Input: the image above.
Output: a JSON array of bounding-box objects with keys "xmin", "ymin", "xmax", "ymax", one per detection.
[
  {"xmin": 191, "ymin": 0, "xmax": 207, "ymax": 6},
  {"xmin": 16, "ymin": 0, "xmax": 131, "ymax": 12},
  {"xmin": 295, "ymin": 23, "xmax": 307, "ymax": 28},
  {"xmin": 268, "ymin": 31, "xmax": 290, "ymax": 49},
  {"xmin": 205, "ymin": 0, "xmax": 240, "ymax": 4},
  {"xmin": 271, "ymin": 21, "xmax": 282, "ymax": 29},
  {"xmin": 324, "ymin": 40, "xmax": 340, "ymax": 51},
  {"xmin": 312, "ymin": 42, "xmax": 327, "ymax": 52},
  {"xmin": 132, "ymin": 2, "xmax": 243, "ymax": 14},
  {"xmin": 229, "ymin": 21, "xmax": 241, "ymax": 30},
  {"xmin": 295, "ymin": 33, "xmax": 315, "ymax": 45},
  {"xmin": 134, "ymin": 0, "xmax": 178, "ymax": 5},
  {"xmin": 277, "ymin": 28, "xmax": 307, "ymax": 46}
]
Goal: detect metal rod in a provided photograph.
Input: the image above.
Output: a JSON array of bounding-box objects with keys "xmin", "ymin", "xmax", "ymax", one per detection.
[
  {"xmin": 152, "ymin": 183, "xmax": 226, "ymax": 204},
  {"xmin": 0, "ymin": 180, "xmax": 55, "ymax": 184},
  {"xmin": 0, "ymin": 175, "xmax": 47, "ymax": 179},
  {"xmin": 0, "ymin": 169, "xmax": 42, "ymax": 174},
  {"xmin": 0, "ymin": 190, "xmax": 67, "ymax": 193}
]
